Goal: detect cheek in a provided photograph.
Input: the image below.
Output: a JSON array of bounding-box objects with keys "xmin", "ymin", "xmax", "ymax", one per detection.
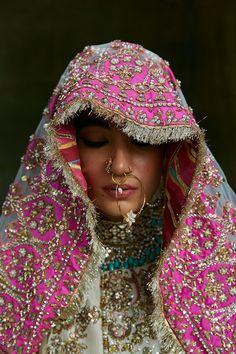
[
  {"xmin": 79, "ymin": 151, "xmax": 104, "ymax": 190},
  {"xmin": 144, "ymin": 161, "xmax": 162, "ymax": 184},
  {"xmin": 139, "ymin": 153, "xmax": 163, "ymax": 193},
  {"xmin": 139, "ymin": 149, "xmax": 163, "ymax": 173}
]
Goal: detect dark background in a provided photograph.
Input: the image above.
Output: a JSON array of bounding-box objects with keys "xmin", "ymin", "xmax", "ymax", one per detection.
[{"xmin": 1, "ymin": 0, "xmax": 236, "ymax": 204}]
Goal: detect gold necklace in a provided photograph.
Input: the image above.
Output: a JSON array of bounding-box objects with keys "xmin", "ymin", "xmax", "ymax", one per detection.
[{"xmin": 97, "ymin": 205, "xmax": 163, "ymax": 272}]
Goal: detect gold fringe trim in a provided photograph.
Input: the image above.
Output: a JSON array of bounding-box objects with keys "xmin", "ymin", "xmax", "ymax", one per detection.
[{"xmin": 51, "ymin": 98, "xmax": 201, "ymax": 145}]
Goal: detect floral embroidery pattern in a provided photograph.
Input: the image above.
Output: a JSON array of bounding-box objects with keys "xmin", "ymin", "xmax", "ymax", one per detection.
[{"xmin": 158, "ymin": 154, "xmax": 236, "ymax": 353}]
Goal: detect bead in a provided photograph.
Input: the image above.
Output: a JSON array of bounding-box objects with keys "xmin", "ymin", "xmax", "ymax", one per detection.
[
  {"xmin": 123, "ymin": 261, "xmax": 129, "ymax": 269},
  {"xmin": 138, "ymin": 257, "xmax": 145, "ymax": 266},
  {"xmin": 114, "ymin": 260, "xmax": 121, "ymax": 269},
  {"xmin": 128, "ymin": 257, "xmax": 134, "ymax": 266},
  {"xmin": 108, "ymin": 263, "xmax": 114, "ymax": 271},
  {"xmin": 144, "ymin": 248, "xmax": 151, "ymax": 257},
  {"xmin": 149, "ymin": 253, "xmax": 156, "ymax": 262}
]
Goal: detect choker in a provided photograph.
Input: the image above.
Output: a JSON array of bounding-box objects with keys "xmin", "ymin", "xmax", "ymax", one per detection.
[{"xmin": 96, "ymin": 205, "xmax": 163, "ymax": 272}]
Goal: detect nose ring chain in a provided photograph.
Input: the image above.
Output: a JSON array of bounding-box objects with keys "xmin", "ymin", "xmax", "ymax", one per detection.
[
  {"xmin": 105, "ymin": 157, "xmax": 146, "ymax": 226},
  {"xmin": 106, "ymin": 157, "xmax": 129, "ymax": 193}
]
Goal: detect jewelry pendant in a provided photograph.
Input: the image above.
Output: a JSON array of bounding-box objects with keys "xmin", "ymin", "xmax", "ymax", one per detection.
[
  {"xmin": 123, "ymin": 210, "xmax": 136, "ymax": 226},
  {"xmin": 118, "ymin": 187, "xmax": 123, "ymax": 194}
]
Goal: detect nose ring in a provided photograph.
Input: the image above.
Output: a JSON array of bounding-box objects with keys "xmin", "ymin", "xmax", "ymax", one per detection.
[
  {"xmin": 105, "ymin": 158, "xmax": 131, "ymax": 179},
  {"xmin": 111, "ymin": 172, "xmax": 128, "ymax": 185}
]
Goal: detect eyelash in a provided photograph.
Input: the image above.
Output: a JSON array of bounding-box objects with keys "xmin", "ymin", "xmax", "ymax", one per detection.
[
  {"xmin": 80, "ymin": 138, "xmax": 107, "ymax": 148},
  {"xmin": 79, "ymin": 138, "xmax": 149, "ymax": 148}
]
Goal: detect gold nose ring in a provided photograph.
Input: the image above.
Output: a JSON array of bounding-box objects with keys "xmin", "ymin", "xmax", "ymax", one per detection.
[{"xmin": 111, "ymin": 173, "xmax": 128, "ymax": 185}]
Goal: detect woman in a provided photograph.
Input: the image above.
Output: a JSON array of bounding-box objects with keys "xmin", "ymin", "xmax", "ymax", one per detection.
[{"xmin": 0, "ymin": 40, "xmax": 235, "ymax": 353}]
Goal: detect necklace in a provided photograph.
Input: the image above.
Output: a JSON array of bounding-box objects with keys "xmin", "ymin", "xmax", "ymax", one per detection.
[{"xmin": 96, "ymin": 205, "xmax": 163, "ymax": 272}]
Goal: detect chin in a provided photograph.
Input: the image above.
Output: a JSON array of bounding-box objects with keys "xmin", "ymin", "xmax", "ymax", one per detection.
[
  {"xmin": 103, "ymin": 214, "xmax": 124, "ymax": 222},
  {"xmin": 98, "ymin": 202, "xmax": 139, "ymax": 222}
]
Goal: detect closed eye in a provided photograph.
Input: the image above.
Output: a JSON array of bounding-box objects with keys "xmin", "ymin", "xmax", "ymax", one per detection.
[{"xmin": 79, "ymin": 137, "xmax": 107, "ymax": 148}]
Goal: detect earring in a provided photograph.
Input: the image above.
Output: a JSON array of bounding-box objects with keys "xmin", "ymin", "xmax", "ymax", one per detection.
[{"xmin": 105, "ymin": 158, "xmax": 113, "ymax": 174}]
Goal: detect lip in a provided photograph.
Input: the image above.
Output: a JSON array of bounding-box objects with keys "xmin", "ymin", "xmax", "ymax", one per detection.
[{"xmin": 103, "ymin": 184, "xmax": 138, "ymax": 199}]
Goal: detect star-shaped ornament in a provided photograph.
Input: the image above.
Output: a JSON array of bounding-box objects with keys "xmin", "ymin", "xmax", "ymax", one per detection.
[{"xmin": 123, "ymin": 210, "xmax": 137, "ymax": 226}]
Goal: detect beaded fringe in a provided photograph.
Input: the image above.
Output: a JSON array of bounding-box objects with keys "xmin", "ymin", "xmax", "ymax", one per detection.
[{"xmin": 52, "ymin": 99, "xmax": 201, "ymax": 145}]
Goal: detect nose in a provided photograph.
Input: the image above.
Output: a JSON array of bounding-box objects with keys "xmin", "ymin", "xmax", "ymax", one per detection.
[{"xmin": 110, "ymin": 145, "xmax": 132, "ymax": 175}]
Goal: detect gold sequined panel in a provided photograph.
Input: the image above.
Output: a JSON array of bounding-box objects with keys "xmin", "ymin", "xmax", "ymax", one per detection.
[
  {"xmin": 44, "ymin": 264, "xmax": 159, "ymax": 354},
  {"xmin": 101, "ymin": 265, "xmax": 158, "ymax": 353}
]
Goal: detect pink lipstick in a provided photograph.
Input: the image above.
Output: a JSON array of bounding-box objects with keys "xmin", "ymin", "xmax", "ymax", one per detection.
[{"xmin": 103, "ymin": 184, "xmax": 137, "ymax": 200}]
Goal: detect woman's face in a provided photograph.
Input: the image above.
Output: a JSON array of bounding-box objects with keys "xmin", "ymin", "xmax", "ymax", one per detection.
[{"xmin": 77, "ymin": 118, "xmax": 164, "ymax": 221}]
